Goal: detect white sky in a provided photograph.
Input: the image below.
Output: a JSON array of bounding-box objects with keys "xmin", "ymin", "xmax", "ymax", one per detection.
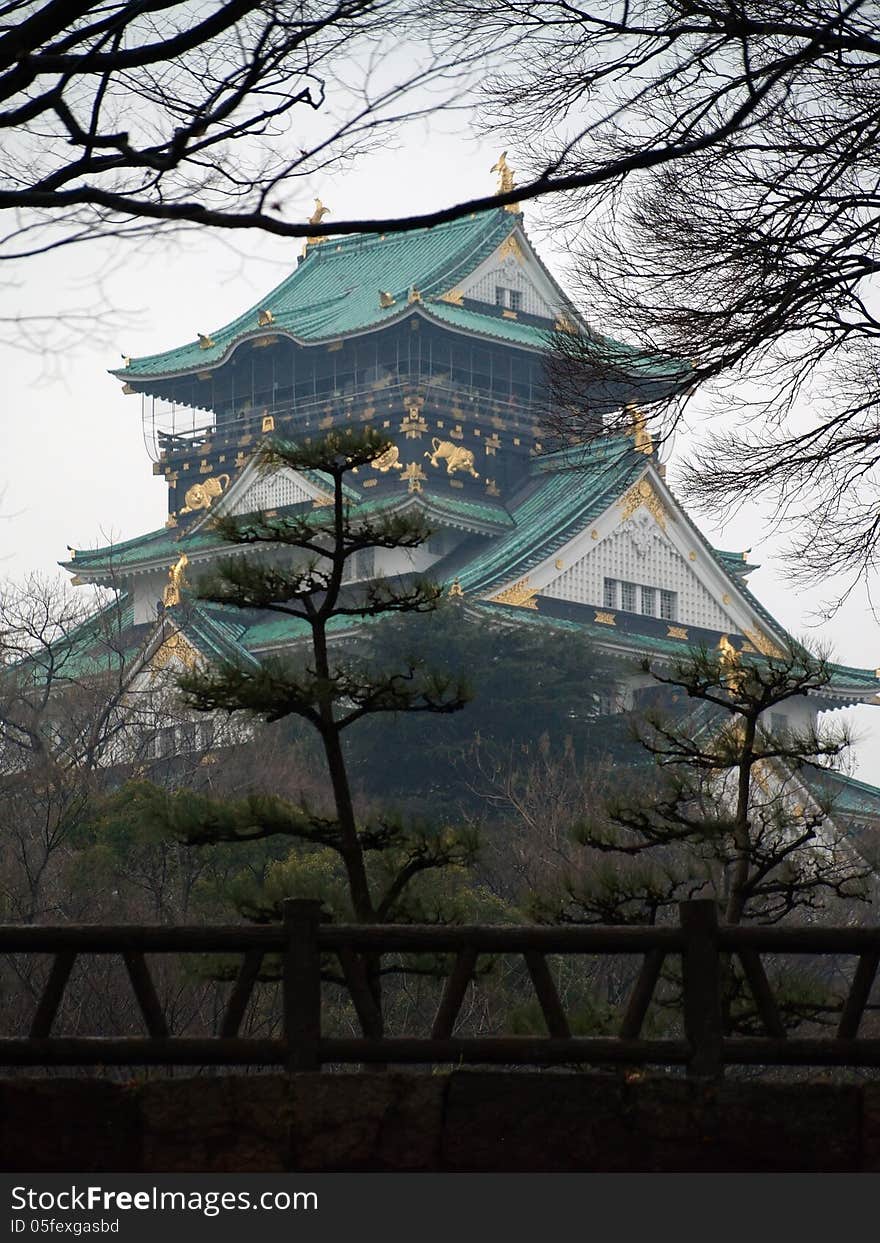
[{"xmin": 4, "ymin": 129, "xmax": 880, "ymax": 779}]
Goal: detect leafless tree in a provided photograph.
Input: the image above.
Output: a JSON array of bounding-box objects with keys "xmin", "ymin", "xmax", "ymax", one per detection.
[
  {"xmin": 0, "ymin": 0, "xmax": 489, "ymax": 263},
  {"xmin": 427, "ymin": 1, "xmax": 880, "ymax": 595}
]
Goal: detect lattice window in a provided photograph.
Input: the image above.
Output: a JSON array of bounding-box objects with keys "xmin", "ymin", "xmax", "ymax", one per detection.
[
  {"xmin": 462, "ymin": 261, "xmax": 553, "ymax": 318},
  {"xmin": 231, "ymin": 469, "xmax": 315, "ymax": 514},
  {"xmin": 544, "ymin": 522, "xmax": 734, "ymax": 630},
  {"xmin": 660, "ymin": 589, "xmax": 677, "ymax": 621}
]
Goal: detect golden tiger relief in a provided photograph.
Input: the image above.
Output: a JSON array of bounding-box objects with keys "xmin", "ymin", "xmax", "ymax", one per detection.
[
  {"xmin": 424, "ymin": 438, "xmax": 479, "ymax": 479},
  {"xmin": 180, "ymin": 474, "xmax": 230, "ymax": 514}
]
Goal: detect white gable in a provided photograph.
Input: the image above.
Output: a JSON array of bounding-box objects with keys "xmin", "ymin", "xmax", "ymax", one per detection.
[
  {"xmin": 543, "ymin": 507, "xmax": 735, "ymax": 632},
  {"xmin": 457, "ymin": 230, "xmax": 567, "ymax": 320},
  {"xmin": 191, "ymin": 460, "xmax": 332, "ymax": 531},
  {"xmin": 225, "ymin": 466, "xmax": 319, "ymax": 514},
  {"xmin": 489, "ymin": 466, "xmax": 784, "ymax": 646}
]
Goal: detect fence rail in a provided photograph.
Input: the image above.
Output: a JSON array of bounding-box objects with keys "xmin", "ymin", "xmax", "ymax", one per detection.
[{"xmin": 3, "ymin": 899, "xmax": 880, "ymax": 1076}]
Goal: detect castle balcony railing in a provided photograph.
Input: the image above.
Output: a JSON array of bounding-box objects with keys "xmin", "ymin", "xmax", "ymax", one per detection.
[
  {"xmin": 145, "ymin": 378, "xmax": 555, "ymax": 463},
  {"xmin": 4, "ymin": 901, "xmax": 880, "ymax": 1076}
]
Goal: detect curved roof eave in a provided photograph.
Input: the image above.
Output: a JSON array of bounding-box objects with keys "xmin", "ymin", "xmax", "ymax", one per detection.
[{"xmin": 110, "ymin": 303, "xmax": 555, "ymax": 389}]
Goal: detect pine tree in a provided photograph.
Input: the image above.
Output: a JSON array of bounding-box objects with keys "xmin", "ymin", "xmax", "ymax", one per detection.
[
  {"xmin": 547, "ymin": 640, "xmax": 869, "ymax": 927},
  {"xmin": 110, "ymin": 431, "xmax": 479, "ymax": 940},
  {"xmin": 532, "ymin": 639, "xmax": 874, "ymax": 1033}
]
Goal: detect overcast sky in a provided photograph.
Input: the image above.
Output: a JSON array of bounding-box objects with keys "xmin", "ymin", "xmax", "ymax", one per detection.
[{"xmin": 5, "ymin": 126, "xmax": 880, "ymax": 779}]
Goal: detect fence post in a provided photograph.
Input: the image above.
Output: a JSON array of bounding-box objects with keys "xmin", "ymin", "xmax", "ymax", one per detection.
[
  {"xmin": 283, "ymin": 898, "xmax": 322, "ymax": 1073},
  {"xmin": 679, "ymin": 899, "xmax": 723, "ymax": 1079}
]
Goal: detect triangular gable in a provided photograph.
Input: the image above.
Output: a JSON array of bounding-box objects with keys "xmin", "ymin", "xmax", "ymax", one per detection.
[
  {"xmin": 193, "ymin": 456, "xmax": 334, "ymax": 530},
  {"xmin": 455, "ymin": 222, "xmax": 578, "ymax": 324},
  {"xmin": 488, "ymin": 462, "xmax": 788, "ymax": 650}
]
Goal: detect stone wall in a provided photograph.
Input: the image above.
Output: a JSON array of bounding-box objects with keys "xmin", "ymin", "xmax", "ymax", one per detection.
[{"xmin": 2, "ymin": 1072, "xmax": 879, "ymax": 1172}]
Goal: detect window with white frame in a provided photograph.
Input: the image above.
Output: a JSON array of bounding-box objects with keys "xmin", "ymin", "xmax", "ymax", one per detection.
[
  {"xmin": 603, "ymin": 577, "xmax": 678, "ymax": 621},
  {"xmin": 495, "ymin": 286, "xmax": 523, "ymax": 311}
]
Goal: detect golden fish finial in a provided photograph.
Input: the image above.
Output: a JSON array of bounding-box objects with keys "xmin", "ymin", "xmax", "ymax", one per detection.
[
  {"xmin": 257, "ymin": 308, "xmax": 274, "ymax": 326},
  {"xmin": 197, "ymin": 332, "xmax": 215, "ymax": 350},
  {"xmin": 308, "ymin": 198, "xmax": 330, "ymax": 226},
  {"xmin": 490, "ymin": 151, "xmax": 515, "ymax": 195}
]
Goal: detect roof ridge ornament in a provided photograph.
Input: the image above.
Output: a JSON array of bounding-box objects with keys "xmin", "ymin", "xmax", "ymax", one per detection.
[
  {"xmin": 490, "ymin": 151, "xmax": 520, "ymax": 214},
  {"xmin": 303, "ymin": 199, "xmax": 330, "ymax": 253},
  {"xmin": 626, "ymin": 403, "xmax": 653, "ymax": 455},
  {"xmin": 717, "ymin": 634, "xmax": 745, "ymax": 693},
  {"xmin": 163, "ymin": 553, "xmax": 189, "ymax": 607}
]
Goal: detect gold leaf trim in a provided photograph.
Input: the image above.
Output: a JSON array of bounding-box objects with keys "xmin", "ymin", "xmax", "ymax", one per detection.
[
  {"xmin": 151, "ymin": 632, "xmax": 199, "ymax": 672},
  {"xmin": 619, "ymin": 478, "xmax": 667, "ymax": 531},
  {"xmin": 491, "ymin": 577, "xmax": 538, "ymax": 610},
  {"xmin": 741, "ymin": 627, "xmax": 785, "ymax": 658}
]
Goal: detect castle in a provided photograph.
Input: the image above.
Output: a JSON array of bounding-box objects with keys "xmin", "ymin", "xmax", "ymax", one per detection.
[{"xmin": 59, "ymin": 188, "xmax": 880, "ymax": 824}]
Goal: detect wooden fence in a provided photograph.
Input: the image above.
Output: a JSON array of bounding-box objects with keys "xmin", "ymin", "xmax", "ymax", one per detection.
[{"xmin": 3, "ymin": 899, "xmax": 880, "ymax": 1076}]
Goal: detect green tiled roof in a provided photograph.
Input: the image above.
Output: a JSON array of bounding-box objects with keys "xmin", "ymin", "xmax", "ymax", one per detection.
[
  {"xmin": 458, "ymin": 437, "xmax": 642, "ymax": 594},
  {"xmin": 355, "ymin": 488, "xmax": 513, "ymax": 533},
  {"xmin": 66, "ymin": 524, "xmax": 217, "ymax": 574},
  {"xmin": 816, "ymin": 770, "xmax": 880, "ymax": 819},
  {"xmin": 426, "ymin": 301, "xmax": 557, "ymax": 353},
  {"xmin": 114, "ymin": 208, "xmax": 680, "ymax": 384},
  {"xmin": 117, "ymin": 210, "xmax": 522, "ymax": 380},
  {"xmin": 11, "ymin": 593, "xmax": 145, "ymax": 683},
  {"xmin": 713, "ymin": 548, "xmax": 755, "ymax": 578},
  {"xmin": 66, "ymin": 484, "xmax": 513, "ymax": 579},
  {"xmin": 469, "ymin": 598, "xmax": 879, "ymax": 698}
]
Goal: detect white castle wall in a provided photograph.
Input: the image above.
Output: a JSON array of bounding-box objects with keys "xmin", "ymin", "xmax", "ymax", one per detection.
[
  {"xmin": 460, "ymin": 258, "xmax": 553, "ymax": 319},
  {"xmin": 543, "ymin": 510, "xmax": 735, "ymax": 631},
  {"xmin": 229, "ymin": 469, "xmax": 315, "ymax": 513}
]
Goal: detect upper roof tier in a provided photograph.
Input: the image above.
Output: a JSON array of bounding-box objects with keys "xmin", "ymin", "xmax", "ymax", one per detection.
[{"xmin": 112, "ymin": 208, "xmax": 682, "ymax": 386}]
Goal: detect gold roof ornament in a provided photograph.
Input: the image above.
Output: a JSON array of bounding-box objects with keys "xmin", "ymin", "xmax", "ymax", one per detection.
[
  {"xmin": 448, "ymin": 577, "xmax": 464, "ymax": 598},
  {"xmin": 257, "ymin": 308, "xmax": 274, "ymax": 326},
  {"xmin": 163, "ymin": 553, "xmax": 189, "ymax": 608},
  {"xmin": 379, "ymin": 290, "xmax": 396, "ymax": 308},
  {"xmin": 197, "ymin": 332, "xmax": 215, "ymax": 350},
  {"xmin": 400, "ymin": 462, "xmax": 427, "ymax": 493},
  {"xmin": 152, "ymin": 631, "xmax": 198, "ymax": 672},
  {"xmin": 304, "ymin": 198, "xmax": 330, "ymax": 249},
  {"xmin": 490, "ymin": 151, "xmax": 520, "ymax": 213},
  {"xmin": 491, "ymin": 576, "xmax": 538, "ymax": 610},
  {"xmin": 619, "ymin": 477, "xmax": 667, "ymax": 530},
  {"xmin": 554, "ymin": 313, "xmax": 578, "ymax": 334},
  {"xmin": 121, "ymin": 354, "xmax": 131, "ymax": 368},
  {"xmin": 309, "ymin": 198, "xmax": 330, "ymax": 226},
  {"xmin": 626, "ymin": 404, "xmax": 653, "ymax": 455},
  {"xmin": 408, "ymin": 286, "xmax": 422, "ymax": 304},
  {"xmin": 717, "ymin": 634, "xmax": 745, "ymax": 693}
]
